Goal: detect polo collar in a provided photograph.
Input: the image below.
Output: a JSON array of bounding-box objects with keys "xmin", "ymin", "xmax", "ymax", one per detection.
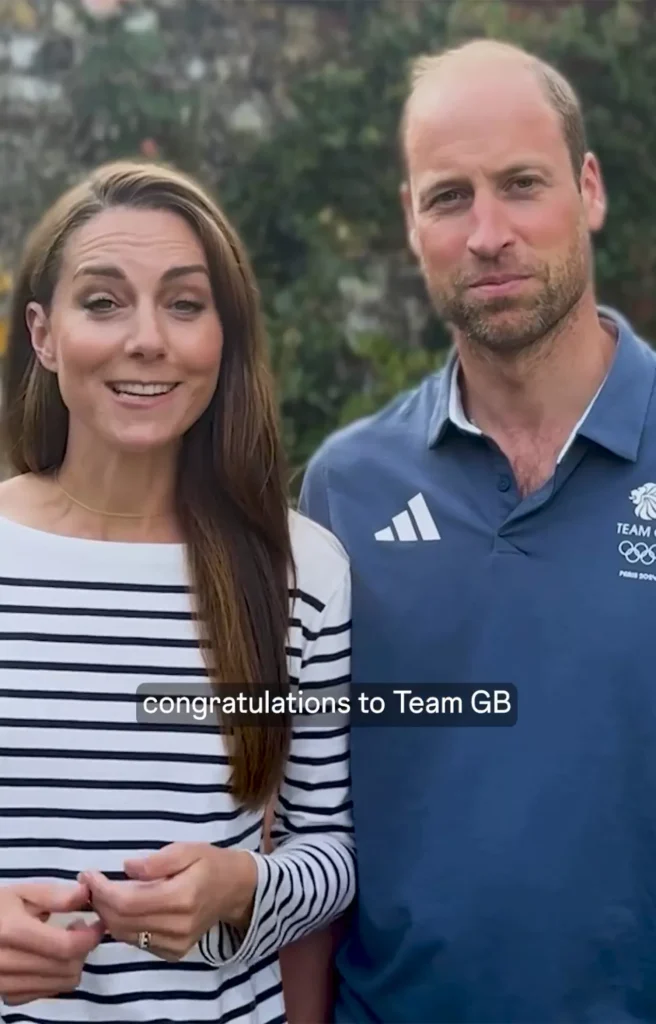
[{"xmin": 427, "ymin": 307, "xmax": 656, "ymax": 463}]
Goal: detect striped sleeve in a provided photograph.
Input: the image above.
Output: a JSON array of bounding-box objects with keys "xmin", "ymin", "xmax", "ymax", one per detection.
[{"xmin": 198, "ymin": 566, "xmax": 355, "ymax": 966}]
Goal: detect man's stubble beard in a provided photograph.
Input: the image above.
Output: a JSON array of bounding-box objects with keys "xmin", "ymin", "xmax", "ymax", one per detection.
[{"xmin": 426, "ymin": 227, "xmax": 591, "ymax": 357}]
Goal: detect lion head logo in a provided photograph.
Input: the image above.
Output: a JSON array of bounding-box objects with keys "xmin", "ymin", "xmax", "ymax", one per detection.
[{"xmin": 630, "ymin": 483, "xmax": 656, "ymax": 520}]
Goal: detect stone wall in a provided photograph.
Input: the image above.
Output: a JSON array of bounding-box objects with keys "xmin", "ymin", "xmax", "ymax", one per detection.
[{"xmin": 0, "ymin": 0, "xmax": 355, "ymax": 345}]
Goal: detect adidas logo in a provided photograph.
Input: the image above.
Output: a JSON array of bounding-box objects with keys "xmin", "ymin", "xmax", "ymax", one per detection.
[{"xmin": 374, "ymin": 492, "xmax": 440, "ymax": 542}]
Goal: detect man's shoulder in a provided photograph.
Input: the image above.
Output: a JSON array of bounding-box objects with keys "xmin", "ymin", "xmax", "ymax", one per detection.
[
  {"xmin": 288, "ymin": 507, "xmax": 349, "ymax": 602},
  {"xmin": 306, "ymin": 367, "xmax": 445, "ymax": 477},
  {"xmin": 637, "ymin": 336, "xmax": 656, "ymax": 372}
]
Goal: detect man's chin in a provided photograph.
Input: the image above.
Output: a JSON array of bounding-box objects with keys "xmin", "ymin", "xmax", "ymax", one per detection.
[
  {"xmin": 455, "ymin": 306, "xmax": 549, "ymax": 352},
  {"xmin": 465, "ymin": 291, "xmax": 535, "ymax": 316}
]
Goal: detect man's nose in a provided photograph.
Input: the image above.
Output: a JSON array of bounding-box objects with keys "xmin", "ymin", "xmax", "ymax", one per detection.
[{"xmin": 466, "ymin": 195, "xmax": 515, "ymax": 260}]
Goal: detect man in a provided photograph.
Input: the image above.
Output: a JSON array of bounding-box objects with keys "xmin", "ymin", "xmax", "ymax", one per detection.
[{"xmin": 298, "ymin": 38, "xmax": 656, "ymax": 1023}]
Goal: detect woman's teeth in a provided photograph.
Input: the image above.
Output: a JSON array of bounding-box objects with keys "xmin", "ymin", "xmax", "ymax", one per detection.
[{"xmin": 110, "ymin": 383, "xmax": 178, "ymax": 396}]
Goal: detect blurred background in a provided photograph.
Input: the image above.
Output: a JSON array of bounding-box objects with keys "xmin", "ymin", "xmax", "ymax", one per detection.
[{"xmin": 1, "ymin": 0, "xmax": 655, "ymax": 487}]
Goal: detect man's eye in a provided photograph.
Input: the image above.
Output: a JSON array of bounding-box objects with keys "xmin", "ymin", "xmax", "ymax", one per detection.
[
  {"xmin": 512, "ymin": 177, "xmax": 538, "ymax": 190},
  {"xmin": 435, "ymin": 190, "xmax": 463, "ymax": 204}
]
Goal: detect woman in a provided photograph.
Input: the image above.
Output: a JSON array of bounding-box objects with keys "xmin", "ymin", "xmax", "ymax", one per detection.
[{"xmin": 0, "ymin": 160, "xmax": 354, "ymax": 1023}]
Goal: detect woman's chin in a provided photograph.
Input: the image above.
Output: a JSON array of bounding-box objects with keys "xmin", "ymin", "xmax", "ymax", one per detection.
[{"xmin": 94, "ymin": 428, "xmax": 181, "ymax": 456}]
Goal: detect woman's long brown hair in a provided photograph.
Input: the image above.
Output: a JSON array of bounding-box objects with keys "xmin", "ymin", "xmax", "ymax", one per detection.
[{"xmin": 1, "ymin": 161, "xmax": 293, "ymax": 809}]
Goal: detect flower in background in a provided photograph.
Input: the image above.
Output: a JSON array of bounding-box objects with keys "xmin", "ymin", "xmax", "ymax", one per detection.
[
  {"xmin": 81, "ymin": 0, "xmax": 125, "ymax": 17},
  {"xmin": 140, "ymin": 138, "xmax": 160, "ymax": 159}
]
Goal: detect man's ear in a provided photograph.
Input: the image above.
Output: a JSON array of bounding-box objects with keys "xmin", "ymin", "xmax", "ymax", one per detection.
[
  {"xmin": 400, "ymin": 182, "xmax": 420, "ymax": 259},
  {"xmin": 26, "ymin": 302, "xmax": 57, "ymax": 372},
  {"xmin": 580, "ymin": 151, "xmax": 607, "ymax": 234}
]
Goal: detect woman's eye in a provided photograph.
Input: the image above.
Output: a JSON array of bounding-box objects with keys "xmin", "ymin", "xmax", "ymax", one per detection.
[
  {"xmin": 83, "ymin": 297, "xmax": 116, "ymax": 313},
  {"xmin": 81, "ymin": 296, "xmax": 205, "ymax": 315},
  {"xmin": 172, "ymin": 300, "xmax": 204, "ymax": 314}
]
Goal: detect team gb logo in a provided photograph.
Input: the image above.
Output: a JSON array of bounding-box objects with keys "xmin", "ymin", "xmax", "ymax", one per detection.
[{"xmin": 630, "ymin": 483, "xmax": 656, "ymax": 520}]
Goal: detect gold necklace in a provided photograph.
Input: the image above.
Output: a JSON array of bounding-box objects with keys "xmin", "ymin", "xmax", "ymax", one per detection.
[{"xmin": 55, "ymin": 476, "xmax": 166, "ymax": 519}]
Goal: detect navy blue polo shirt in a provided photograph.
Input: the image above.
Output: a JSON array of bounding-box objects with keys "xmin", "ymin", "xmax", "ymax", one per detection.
[{"xmin": 298, "ymin": 308, "xmax": 656, "ymax": 1023}]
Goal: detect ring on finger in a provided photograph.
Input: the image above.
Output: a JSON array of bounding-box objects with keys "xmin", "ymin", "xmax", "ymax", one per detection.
[{"xmin": 137, "ymin": 930, "xmax": 152, "ymax": 951}]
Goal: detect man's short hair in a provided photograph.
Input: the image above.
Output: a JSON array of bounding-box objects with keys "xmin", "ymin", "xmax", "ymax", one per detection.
[{"xmin": 400, "ymin": 39, "xmax": 587, "ymax": 180}]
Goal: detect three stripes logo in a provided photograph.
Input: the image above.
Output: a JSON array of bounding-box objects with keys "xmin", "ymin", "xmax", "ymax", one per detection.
[{"xmin": 374, "ymin": 492, "xmax": 440, "ymax": 542}]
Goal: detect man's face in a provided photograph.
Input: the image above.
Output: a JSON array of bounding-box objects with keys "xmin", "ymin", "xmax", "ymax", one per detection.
[{"xmin": 401, "ymin": 62, "xmax": 606, "ymax": 354}]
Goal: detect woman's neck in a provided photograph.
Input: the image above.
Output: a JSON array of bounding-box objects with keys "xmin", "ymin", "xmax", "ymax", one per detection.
[
  {"xmin": 52, "ymin": 441, "xmax": 180, "ymax": 542},
  {"xmin": 0, "ymin": 435, "xmax": 183, "ymax": 543}
]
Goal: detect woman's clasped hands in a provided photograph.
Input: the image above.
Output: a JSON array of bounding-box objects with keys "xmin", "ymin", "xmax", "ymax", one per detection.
[
  {"xmin": 0, "ymin": 842, "xmax": 258, "ymax": 1007},
  {"xmin": 81, "ymin": 842, "xmax": 258, "ymax": 962}
]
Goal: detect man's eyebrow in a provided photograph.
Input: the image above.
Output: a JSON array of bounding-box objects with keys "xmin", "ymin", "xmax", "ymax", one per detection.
[
  {"xmin": 72, "ymin": 263, "xmax": 210, "ymax": 281},
  {"xmin": 498, "ymin": 163, "xmax": 553, "ymax": 181}
]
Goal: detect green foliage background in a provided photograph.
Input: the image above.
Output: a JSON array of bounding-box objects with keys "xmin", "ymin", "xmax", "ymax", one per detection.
[{"xmin": 58, "ymin": 0, "xmax": 656, "ymax": 479}]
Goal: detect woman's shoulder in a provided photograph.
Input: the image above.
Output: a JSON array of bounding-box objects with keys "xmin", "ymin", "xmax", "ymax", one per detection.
[
  {"xmin": 0, "ymin": 475, "xmax": 57, "ymax": 545},
  {"xmin": 0, "ymin": 473, "xmax": 37, "ymax": 517},
  {"xmin": 288, "ymin": 508, "xmax": 349, "ymax": 606}
]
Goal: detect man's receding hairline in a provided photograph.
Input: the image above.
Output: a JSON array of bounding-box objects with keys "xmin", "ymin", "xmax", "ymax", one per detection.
[
  {"xmin": 400, "ymin": 38, "xmax": 587, "ymax": 180},
  {"xmin": 408, "ymin": 39, "xmax": 575, "ymax": 105},
  {"xmin": 411, "ymin": 39, "xmax": 541, "ymax": 84}
]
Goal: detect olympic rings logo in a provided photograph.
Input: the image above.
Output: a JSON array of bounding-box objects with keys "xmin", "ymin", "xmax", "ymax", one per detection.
[{"xmin": 618, "ymin": 540, "xmax": 656, "ymax": 565}]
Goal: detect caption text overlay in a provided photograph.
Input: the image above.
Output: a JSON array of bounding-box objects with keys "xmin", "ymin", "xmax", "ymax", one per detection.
[{"xmin": 135, "ymin": 683, "xmax": 518, "ymax": 728}]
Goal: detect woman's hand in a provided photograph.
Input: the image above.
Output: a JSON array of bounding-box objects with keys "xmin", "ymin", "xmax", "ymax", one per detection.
[
  {"xmin": 0, "ymin": 881, "xmax": 104, "ymax": 1006},
  {"xmin": 80, "ymin": 842, "xmax": 258, "ymax": 962}
]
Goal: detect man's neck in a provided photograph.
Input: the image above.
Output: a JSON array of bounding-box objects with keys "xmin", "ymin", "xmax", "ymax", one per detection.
[{"xmin": 456, "ymin": 298, "xmax": 617, "ymax": 495}]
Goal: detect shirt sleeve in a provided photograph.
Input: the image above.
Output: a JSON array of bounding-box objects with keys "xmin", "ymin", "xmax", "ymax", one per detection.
[{"xmin": 198, "ymin": 565, "xmax": 355, "ymax": 966}]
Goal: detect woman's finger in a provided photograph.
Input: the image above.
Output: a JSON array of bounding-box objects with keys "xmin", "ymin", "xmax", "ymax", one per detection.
[
  {"xmin": 0, "ymin": 970, "xmax": 79, "ymax": 999},
  {"xmin": 99, "ymin": 910, "xmax": 192, "ymax": 941},
  {"xmin": 85, "ymin": 873, "xmax": 180, "ymax": 919},
  {"xmin": 92, "ymin": 911, "xmax": 194, "ymax": 961},
  {"xmin": 122, "ymin": 931, "xmax": 190, "ymax": 962},
  {"xmin": 5, "ymin": 913, "xmax": 103, "ymax": 961},
  {"xmin": 0, "ymin": 947, "xmax": 82, "ymax": 977}
]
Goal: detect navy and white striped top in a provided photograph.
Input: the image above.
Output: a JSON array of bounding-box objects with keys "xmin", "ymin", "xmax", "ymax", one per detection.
[{"xmin": 0, "ymin": 508, "xmax": 355, "ymax": 1024}]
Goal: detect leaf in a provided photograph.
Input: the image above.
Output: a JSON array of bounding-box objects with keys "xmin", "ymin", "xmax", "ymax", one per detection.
[{"xmin": 2, "ymin": 0, "xmax": 37, "ymax": 30}]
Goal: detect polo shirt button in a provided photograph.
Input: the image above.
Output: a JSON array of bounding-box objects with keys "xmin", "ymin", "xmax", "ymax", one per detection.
[{"xmin": 497, "ymin": 474, "xmax": 511, "ymax": 492}]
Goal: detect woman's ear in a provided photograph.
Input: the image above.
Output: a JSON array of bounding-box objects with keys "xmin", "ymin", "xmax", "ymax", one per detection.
[{"xmin": 26, "ymin": 302, "xmax": 58, "ymax": 372}]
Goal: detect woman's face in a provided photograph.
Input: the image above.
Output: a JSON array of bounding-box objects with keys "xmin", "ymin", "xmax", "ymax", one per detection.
[{"xmin": 27, "ymin": 206, "xmax": 223, "ymax": 455}]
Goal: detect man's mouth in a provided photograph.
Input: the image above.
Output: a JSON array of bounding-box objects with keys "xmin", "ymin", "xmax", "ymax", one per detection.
[
  {"xmin": 469, "ymin": 273, "xmax": 530, "ymax": 287},
  {"xmin": 107, "ymin": 382, "xmax": 180, "ymax": 397}
]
